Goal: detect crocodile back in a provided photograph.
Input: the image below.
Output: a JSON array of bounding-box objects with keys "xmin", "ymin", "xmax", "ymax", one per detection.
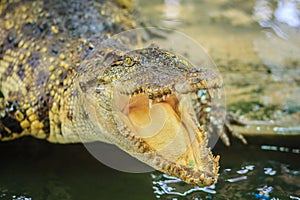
[{"xmin": 0, "ymin": 0, "xmax": 138, "ymax": 141}]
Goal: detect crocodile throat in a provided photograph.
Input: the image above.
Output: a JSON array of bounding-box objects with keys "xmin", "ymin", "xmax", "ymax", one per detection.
[{"xmin": 114, "ymin": 91, "xmax": 220, "ymax": 186}]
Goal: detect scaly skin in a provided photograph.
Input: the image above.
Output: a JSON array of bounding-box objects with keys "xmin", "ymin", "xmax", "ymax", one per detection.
[{"xmin": 0, "ymin": 0, "xmax": 245, "ymax": 186}]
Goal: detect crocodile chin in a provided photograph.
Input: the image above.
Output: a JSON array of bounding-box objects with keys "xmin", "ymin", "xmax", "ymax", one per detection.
[{"xmin": 114, "ymin": 91, "xmax": 220, "ymax": 186}]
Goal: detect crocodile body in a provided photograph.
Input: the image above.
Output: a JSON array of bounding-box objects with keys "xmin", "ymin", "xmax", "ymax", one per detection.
[
  {"xmin": 0, "ymin": 0, "xmax": 232, "ymax": 186},
  {"xmin": 0, "ymin": 0, "xmax": 137, "ymax": 141}
]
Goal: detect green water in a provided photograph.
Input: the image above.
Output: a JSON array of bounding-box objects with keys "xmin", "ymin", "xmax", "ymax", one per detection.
[
  {"xmin": 0, "ymin": 137, "xmax": 299, "ymax": 199},
  {"xmin": 1, "ymin": 0, "xmax": 300, "ymax": 199}
]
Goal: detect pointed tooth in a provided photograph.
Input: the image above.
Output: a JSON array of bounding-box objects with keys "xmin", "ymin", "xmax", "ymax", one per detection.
[
  {"xmin": 149, "ymin": 99, "xmax": 153, "ymax": 109},
  {"xmin": 201, "ymin": 80, "xmax": 208, "ymax": 88},
  {"xmin": 204, "ymin": 177, "xmax": 213, "ymax": 185},
  {"xmin": 217, "ymin": 88, "xmax": 221, "ymax": 99},
  {"xmin": 193, "ymin": 93, "xmax": 198, "ymax": 99},
  {"xmin": 162, "ymin": 95, "xmax": 166, "ymax": 101},
  {"xmin": 208, "ymin": 89, "xmax": 214, "ymax": 98},
  {"xmin": 200, "ymin": 173, "xmax": 205, "ymax": 181}
]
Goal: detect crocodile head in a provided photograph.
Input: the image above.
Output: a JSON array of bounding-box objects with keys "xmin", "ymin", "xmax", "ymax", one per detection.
[
  {"xmin": 76, "ymin": 45, "xmax": 222, "ymax": 186},
  {"xmin": 96, "ymin": 46, "xmax": 222, "ymax": 186}
]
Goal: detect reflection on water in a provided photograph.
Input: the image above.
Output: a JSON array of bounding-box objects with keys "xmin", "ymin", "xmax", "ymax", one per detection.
[
  {"xmin": 254, "ymin": 0, "xmax": 300, "ymax": 38},
  {"xmin": 0, "ymin": 138, "xmax": 154, "ymax": 200},
  {"xmin": 1, "ymin": 137, "xmax": 299, "ymax": 199},
  {"xmin": 274, "ymin": 0, "xmax": 300, "ymax": 27},
  {"xmin": 152, "ymin": 174, "xmax": 217, "ymax": 197},
  {"xmin": 151, "ymin": 142, "xmax": 300, "ymax": 199},
  {"xmin": 163, "ymin": 0, "xmax": 181, "ymax": 25}
]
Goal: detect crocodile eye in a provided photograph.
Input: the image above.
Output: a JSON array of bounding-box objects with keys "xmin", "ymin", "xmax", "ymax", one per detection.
[{"xmin": 124, "ymin": 57, "xmax": 134, "ymax": 67}]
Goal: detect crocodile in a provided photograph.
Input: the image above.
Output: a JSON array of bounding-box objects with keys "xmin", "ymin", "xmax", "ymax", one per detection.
[{"xmin": 0, "ymin": 0, "xmax": 246, "ymax": 186}]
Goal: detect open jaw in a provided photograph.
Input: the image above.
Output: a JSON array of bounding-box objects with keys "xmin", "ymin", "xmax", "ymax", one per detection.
[{"xmin": 114, "ymin": 86, "xmax": 221, "ymax": 186}]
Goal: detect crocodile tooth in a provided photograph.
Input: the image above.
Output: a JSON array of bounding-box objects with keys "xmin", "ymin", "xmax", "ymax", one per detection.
[
  {"xmin": 192, "ymin": 178, "xmax": 199, "ymax": 185},
  {"xmin": 162, "ymin": 95, "xmax": 166, "ymax": 101},
  {"xmin": 192, "ymin": 92, "xmax": 198, "ymax": 99},
  {"xmin": 208, "ymin": 89, "xmax": 214, "ymax": 98},
  {"xmin": 149, "ymin": 99, "xmax": 153, "ymax": 109},
  {"xmin": 200, "ymin": 173, "xmax": 205, "ymax": 181},
  {"xmin": 214, "ymin": 155, "xmax": 220, "ymax": 162},
  {"xmin": 217, "ymin": 88, "xmax": 221, "ymax": 99},
  {"xmin": 206, "ymin": 177, "xmax": 214, "ymax": 185},
  {"xmin": 201, "ymin": 80, "xmax": 208, "ymax": 88}
]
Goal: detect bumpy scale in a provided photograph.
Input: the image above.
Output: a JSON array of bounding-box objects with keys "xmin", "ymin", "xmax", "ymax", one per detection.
[{"xmin": 0, "ymin": 0, "xmax": 245, "ymax": 186}]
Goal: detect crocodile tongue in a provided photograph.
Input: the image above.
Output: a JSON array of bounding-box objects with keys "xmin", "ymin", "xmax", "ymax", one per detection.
[{"xmin": 115, "ymin": 92, "xmax": 219, "ymax": 186}]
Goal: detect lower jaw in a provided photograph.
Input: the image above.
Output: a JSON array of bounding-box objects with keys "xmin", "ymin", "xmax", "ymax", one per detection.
[{"xmin": 115, "ymin": 93, "xmax": 219, "ymax": 186}]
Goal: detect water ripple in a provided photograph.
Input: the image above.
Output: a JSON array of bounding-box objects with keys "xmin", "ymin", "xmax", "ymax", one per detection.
[
  {"xmin": 152, "ymin": 174, "xmax": 216, "ymax": 199},
  {"xmin": 151, "ymin": 160, "xmax": 300, "ymax": 199}
]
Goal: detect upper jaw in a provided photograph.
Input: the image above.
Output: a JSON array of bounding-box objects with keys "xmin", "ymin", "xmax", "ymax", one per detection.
[
  {"xmin": 175, "ymin": 68, "xmax": 223, "ymax": 96},
  {"xmin": 113, "ymin": 67, "xmax": 223, "ymax": 100}
]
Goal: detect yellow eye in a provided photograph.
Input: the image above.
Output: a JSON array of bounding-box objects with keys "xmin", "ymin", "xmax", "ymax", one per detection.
[{"xmin": 125, "ymin": 57, "xmax": 133, "ymax": 67}]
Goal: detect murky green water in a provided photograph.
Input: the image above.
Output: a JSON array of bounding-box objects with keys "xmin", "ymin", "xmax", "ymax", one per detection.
[
  {"xmin": 0, "ymin": 137, "xmax": 299, "ymax": 199},
  {"xmin": 1, "ymin": 0, "xmax": 300, "ymax": 199}
]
